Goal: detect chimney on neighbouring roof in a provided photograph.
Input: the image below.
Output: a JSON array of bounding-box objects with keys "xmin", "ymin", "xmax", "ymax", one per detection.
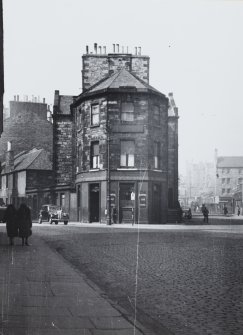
[
  {"xmin": 113, "ymin": 44, "xmax": 115, "ymax": 53},
  {"xmin": 94, "ymin": 43, "xmax": 98, "ymax": 54},
  {"xmin": 116, "ymin": 44, "xmax": 119, "ymax": 53},
  {"xmin": 86, "ymin": 45, "xmax": 89, "ymax": 54},
  {"xmin": 103, "ymin": 46, "xmax": 106, "ymax": 54},
  {"xmin": 5, "ymin": 141, "xmax": 14, "ymax": 173}
]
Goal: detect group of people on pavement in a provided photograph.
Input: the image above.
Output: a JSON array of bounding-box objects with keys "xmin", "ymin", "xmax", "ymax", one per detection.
[{"xmin": 3, "ymin": 203, "xmax": 32, "ymax": 246}]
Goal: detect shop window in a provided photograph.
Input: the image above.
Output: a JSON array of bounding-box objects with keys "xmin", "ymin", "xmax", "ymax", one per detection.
[
  {"xmin": 91, "ymin": 104, "xmax": 100, "ymax": 126},
  {"xmin": 121, "ymin": 102, "xmax": 134, "ymax": 121},
  {"xmin": 120, "ymin": 140, "xmax": 135, "ymax": 167},
  {"xmin": 154, "ymin": 142, "xmax": 160, "ymax": 169},
  {"xmin": 91, "ymin": 141, "xmax": 100, "ymax": 169}
]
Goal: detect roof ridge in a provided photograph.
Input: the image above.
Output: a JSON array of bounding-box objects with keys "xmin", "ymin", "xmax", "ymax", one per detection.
[{"xmin": 23, "ymin": 149, "xmax": 42, "ymax": 169}]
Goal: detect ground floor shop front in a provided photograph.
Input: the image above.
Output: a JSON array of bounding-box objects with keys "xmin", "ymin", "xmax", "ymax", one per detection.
[{"xmin": 76, "ymin": 171, "xmax": 169, "ymax": 224}]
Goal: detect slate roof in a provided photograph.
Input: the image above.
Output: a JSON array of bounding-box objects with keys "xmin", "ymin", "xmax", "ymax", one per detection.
[
  {"xmin": 217, "ymin": 156, "xmax": 243, "ymax": 168},
  {"xmin": 2, "ymin": 148, "xmax": 52, "ymax": 172},
  {"xmin": 73, "ymin": 69, "xmax": 164, "ymax": 104}
]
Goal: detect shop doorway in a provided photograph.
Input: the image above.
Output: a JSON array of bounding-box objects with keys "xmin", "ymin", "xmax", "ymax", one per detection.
[
  {"xmin": 152, "ymin": 184, "xmax": 161, "ymax": 224},
  {"xmin": 89, "ymin": 183, "xmax": 100, "ymax": 222},
  {"xmin": 119, "ymin": 183, "xmax": 135, "ymax": 223}
]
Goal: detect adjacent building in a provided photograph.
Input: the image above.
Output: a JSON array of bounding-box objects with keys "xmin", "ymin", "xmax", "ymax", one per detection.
[
  {"xmin": 0, "ymin": 144, "xmax": 53, "ymax": 218},
  {"xmin": 0, "ymin": 96, "xmax": 53, "ymax": 160}
]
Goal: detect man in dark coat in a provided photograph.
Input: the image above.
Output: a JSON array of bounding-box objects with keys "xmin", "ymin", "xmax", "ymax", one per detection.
[
  {"xmin": 17, "ymin": 203, "xmax": 32, "ymax": 246},
  {"xmin": 3, "ymin": 204, "xmax": 18, "ymax": 245}
]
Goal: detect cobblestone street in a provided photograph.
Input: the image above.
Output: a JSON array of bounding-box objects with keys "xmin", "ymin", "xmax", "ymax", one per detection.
[{"xmin": 34, "ymin": 223, "xmax": 243, "ymax": 335}]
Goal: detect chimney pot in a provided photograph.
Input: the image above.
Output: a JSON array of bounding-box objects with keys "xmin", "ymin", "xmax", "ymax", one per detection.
[
  {"xmin": 103, "ymin": 46, "xmax": 106, "ymax": 54},
  {"xmin": 86, "ymin": 45, "xmax": 89, "ymax": 54},
  {"xmin": 17, "ymin": 95, "xmax": 19, "ymax": 101},
  {"xmin": 113, "ymin": 44, "xmax": 115, "ymax": 53},
  {"xmin": 116, "ymin": 44, "xmax": 119, "ymax": 53},
  {"xmin": 135, "ymin": 47, "xmax": 137, "ymax": 55}
]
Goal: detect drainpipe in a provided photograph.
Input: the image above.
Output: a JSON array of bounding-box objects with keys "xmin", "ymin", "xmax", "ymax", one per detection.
[{"xmin": 106, "ymin": 107, "xmax": 111, "ymax": 225}]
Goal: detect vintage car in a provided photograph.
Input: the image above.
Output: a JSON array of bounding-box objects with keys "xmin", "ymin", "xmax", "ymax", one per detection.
[{"xmin": 38, "ymin": 204, "xmax": 69, "ymax": 225}]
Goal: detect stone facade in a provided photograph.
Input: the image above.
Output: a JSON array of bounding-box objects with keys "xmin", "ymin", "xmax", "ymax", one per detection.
[
  {"xmin": 0, "ymin": 99, "xmax": 53, "ymax": 160},
  {"xmin": 52, "ymin": 91, "xmax": 77, "ymax": 220},
  {"xmin": 71, "ymin": 49, "xmax": 179, "ymax": 224}
]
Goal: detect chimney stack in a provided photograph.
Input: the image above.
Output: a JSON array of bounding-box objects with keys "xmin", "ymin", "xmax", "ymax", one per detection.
[
  {"xmin": 43, "ymin": 98, "xmax": 46, "ymax": 104},
  {"xmin": 94, "ymin": 43, "xmax": 98, "ymax": 54},
  {"xmin": 5, "ymin": 141, "xmax": 14, "ymax": 173}
]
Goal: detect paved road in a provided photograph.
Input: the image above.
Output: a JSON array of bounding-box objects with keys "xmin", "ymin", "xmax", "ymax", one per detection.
[{"xmin": 31, "ymin": 223, "xmax": 243, "ymax": 335}]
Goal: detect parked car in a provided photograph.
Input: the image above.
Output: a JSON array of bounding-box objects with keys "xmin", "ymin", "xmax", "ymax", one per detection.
[{"xmin": 38, "ymin": 204, "xmax": 69, "ymax": 225}]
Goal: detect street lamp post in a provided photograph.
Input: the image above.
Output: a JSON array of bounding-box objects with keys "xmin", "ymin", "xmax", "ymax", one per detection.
[{"xmin": 106, "ymin": 115, "xmax": 111, "ymax": 225}]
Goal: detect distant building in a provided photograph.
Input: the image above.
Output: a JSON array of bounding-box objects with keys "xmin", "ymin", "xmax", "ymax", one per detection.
[
  {"xmin": 216, "ymin": 156, "xmax": 243, "ymax": 213},
  {"xmin": 181, "ymin": 161, "xmax": 215, "ymax": 206},
  {"xmin": 0, "ymin": 96, "xmax": 53, "ymax": 160},
  {"xmin": 0, "ymin": 144, "xmax": 53, "ymax": 218}
]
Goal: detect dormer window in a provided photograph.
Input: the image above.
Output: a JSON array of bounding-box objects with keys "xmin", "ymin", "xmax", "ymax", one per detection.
[
  {"xmin": 91, "ymin": 104, "xmax": 99, "ymax": 126},
  {"xmin": 121, "ymin": 102, "xmax": 134, "ymax": 121}
]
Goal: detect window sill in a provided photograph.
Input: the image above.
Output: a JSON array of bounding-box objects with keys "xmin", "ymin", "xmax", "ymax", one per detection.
[
  {"xmin": 90, "ymin": 124, "xmax": 100, "ymax": 128},
  {"xmin": 117, "ymin": 168, "xmax": 138, "ymax": 170}
]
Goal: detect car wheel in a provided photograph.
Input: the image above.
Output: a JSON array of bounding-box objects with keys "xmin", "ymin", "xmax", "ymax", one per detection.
[
  {"xmin": 38, "ymin": 218, "xmax": 42, "ymax": 224},
  {"xmin": 64, "ymin": 221, "xmax": 68, "ymax": 225},
  {"xmin": 55, "ymin": 221, "xmax": 58, "ymax": 225}
]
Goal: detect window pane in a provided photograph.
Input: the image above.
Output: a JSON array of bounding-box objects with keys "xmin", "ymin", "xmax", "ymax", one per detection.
[
  {"xmin": 92, "ymin": 142, "xmax": 99, "ymax": 155},
  {"xmin": 128, "ymin": 154, "xmax": 134, "ymax": 167},
  {"xmin": 120, "ymin": 154, "xmax": 126, "ymax": 166},
  {"xmin": 154, "ymin": 156, "xmax": 158, "ymax": 169},
  {"xmin": 121, "ymin": 102, "xmax": 134, "ymax": 121},
  {"xmin": 91, "ymin": 105, "xmax": 99, "ymax": 125},
  {"xmin": 121, "ymin": 112, "xmax": 134, "ymax": 121}
]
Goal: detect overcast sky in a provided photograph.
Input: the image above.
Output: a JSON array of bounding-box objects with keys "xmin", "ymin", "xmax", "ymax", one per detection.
[{"xmin": 2, "ymin": 0, "xmax": 243, "ymax": 173}]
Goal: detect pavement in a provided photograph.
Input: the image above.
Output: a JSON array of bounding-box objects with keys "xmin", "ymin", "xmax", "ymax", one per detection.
[{"xmin": 0, "ymin": 228, "xmax": 149, "ymax": 335}]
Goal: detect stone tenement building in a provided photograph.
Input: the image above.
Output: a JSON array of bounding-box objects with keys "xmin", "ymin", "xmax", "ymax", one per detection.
[
  {"xmin": 53, "ymin": 44, "xmax": 179, "ymax": 224},
  {"xmin": 216, "ymin": 155, "xmax": 243, "ymax": 213},
  {"xmin": 0, "ymin": 96, "xmax": 53, "ymax": 160}
]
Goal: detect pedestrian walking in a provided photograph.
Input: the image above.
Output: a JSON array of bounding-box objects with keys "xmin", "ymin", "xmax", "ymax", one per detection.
[
  {"xmin": 201, "ymin": 204, "xmax": 209, "ymax": 223},
  {"xmin": 3, "ymin": 204, "xmax": 18, "ymax": 245},
  {"xmin": 223, "ymin": 205, "xmax": 228, "ymax": 216},
  {"xmin": 237, "ymin": 205, "xmax": 241, "ymax": 216},
  {"xmin": 17, "ymin": 203, "xmax": 32, "ymax": 246},
  {"xmin": 112, "ymin": 206, "xmax": 117, "ymax": 224}
]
